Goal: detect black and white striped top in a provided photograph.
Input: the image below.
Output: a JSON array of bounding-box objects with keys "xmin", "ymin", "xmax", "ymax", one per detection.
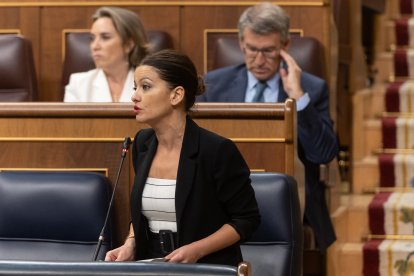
[{"xmin": 141, "ymin": 177, "xmax": 177, "ymax": 232}]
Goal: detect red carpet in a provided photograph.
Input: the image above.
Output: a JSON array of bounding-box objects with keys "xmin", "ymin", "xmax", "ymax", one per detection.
[
  {"xmin": 385, "ymin": 82, "xmax": 403, "ymax": 112},
  {"xmin": 363, "ymin": 239, "xmax": 414, "ymax": 276},
  {"xmin": 363, "ymin": 1, "xmax": 414, "ymax": 275},
  {"xmin": 369, "ymin": 192, "xmax": 391, "ymax": 235},
  {"xmin": 363, "ymin": 239, "xmax": 382, "ymax": 276},
  {"xmin": 382, "ymin": 117, "xmax": 397, "ymax": 149},
  {"xmin": 400, "ymin": 0, "xmax": 413, "ymax": 14},
  {"xmin": 394, "ymin": 49, "xmax": 409, "ymax": 77},
  {"xmin": 396, "ymin": 18, "xmax": 409, "ymax": 47}
]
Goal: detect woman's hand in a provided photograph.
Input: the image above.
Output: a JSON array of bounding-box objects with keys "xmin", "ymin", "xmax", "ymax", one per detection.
[
  {"xmin": 165, "ymin": 243, "xmax": 203, "ymax": 263},
  {"xmin": 165, "ymin": 224, "xmax": 240, "ymax": 263},
  {"xmin": 105, "ymin": 238, "xmax": 135, "ymax": 261}
]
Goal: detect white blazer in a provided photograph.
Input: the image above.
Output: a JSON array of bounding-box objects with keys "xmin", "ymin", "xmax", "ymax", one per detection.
[{"xmin": 64, "ymin": 68, "xmax": 134, "ymax": 102}]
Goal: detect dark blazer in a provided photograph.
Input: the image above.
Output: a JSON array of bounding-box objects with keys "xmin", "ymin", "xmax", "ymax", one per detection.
[
  {"xmin": 130, "ymin": 116, "xmax": 260, "ymax": 266},
  {"xmin": 198, "ymin": 64, "xmax": 338, "ymax": 251}
]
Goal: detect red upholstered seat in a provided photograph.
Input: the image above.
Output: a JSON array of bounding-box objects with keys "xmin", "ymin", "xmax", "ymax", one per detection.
[
  {"xmin": 0, "ymin": 35, "xmax": 37, "ymax": 101},
  {"xmin": 211, "ymin": 34, "xmax": 326, "ymax": 80}
]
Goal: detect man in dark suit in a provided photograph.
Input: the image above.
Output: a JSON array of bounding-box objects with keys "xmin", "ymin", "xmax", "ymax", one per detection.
[{"xmin": 197, "ymin": 2, "xmax": 338, "ymax": 252}]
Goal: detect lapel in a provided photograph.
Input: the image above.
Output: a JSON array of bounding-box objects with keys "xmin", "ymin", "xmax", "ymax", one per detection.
[
  {"xmin": 225, "ymin": 66, "xmax": 248, "ymax": 102},
  {"xmin": 91, "ymin": 69, "xmax": 113, "ymax": 102},
  {"xmin": 130, "ymin": 130, "xmax": 158, "ymax": 218},
  {"xmin": 175, "ymin": 116, "xmax": 199, "ymax": 225},
  {"xmin": 277, "ymin": 77, "xmax": 289, "ymax": 102}
]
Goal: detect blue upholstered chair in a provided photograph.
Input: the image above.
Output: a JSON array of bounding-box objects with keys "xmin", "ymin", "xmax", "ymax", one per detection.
[
  {"xmin": 0, "ymin": 171, "xmax": 112, "ymax": 261},
  {"xmin": 0, "ymin": 170, "xmax": 300, "ymax": 275},
  {"xmin": 242, "ymin": 172, "xmax": 303, "ymax": 276}
]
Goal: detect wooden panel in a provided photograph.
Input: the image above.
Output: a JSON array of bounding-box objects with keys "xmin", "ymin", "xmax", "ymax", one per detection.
[
  {"xmin": 236, "ymin": 143, "xmax": 287, "ymax": 172},
  {"xmin": 20, "ymin": 7, "xmax": 41, "ymax": 81},
  {"xmin": 0, "ymin": 101, "xmax": 302, "ymax": 245},
  {"xmin": 181, "ymin": 6, "xmax": 246, "ymax": 74},
  {"xmin": 0, "ymin": 8, "xmax": 20, "ymax": 27},
  {"xmin": 284, "ymin": 5, "xmax": 329, "ymax": 41}
]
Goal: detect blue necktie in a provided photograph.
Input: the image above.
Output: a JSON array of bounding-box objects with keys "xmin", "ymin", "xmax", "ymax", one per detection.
[{"xmin": 252, "ymin": 81, "xmax": 267, "ymax": 102}]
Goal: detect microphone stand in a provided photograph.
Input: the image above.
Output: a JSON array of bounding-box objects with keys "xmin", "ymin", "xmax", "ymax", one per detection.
[{"xmin": 92, "ymin": 137, "xmax": 131, "ymax": 261}]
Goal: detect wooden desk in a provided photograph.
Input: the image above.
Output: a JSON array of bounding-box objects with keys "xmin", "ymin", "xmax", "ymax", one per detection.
[{"xmin": 0, "ymin": 100, "xmax": 302, "ymax": 246}]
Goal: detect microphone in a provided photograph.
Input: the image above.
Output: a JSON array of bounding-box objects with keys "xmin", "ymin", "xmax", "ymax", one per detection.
[{"xmin": 92, "ymin": 137, "xmax": 132, "ymax": 261}]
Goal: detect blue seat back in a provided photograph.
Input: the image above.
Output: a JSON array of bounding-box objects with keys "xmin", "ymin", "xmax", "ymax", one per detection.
[
  {"xmin": 241, "ymin": 172, "xmax": 303, "ymax": 276},
  {"xmin": 0, "ymin": 171, "xmax": 112, "ymax": 261}
]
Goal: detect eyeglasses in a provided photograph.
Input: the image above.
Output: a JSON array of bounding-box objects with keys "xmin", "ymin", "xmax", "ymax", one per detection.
[{"xmin": 243, "ymin": 44, "xmax": 280, "ymax": 59}]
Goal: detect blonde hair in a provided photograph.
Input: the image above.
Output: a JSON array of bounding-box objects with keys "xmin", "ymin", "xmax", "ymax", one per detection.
[{"xmin": 93, "ymin": 6, "xmax": 150, "ymax": 68}]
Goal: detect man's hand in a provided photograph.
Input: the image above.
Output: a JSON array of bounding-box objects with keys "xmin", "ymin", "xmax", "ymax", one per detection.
[{"xmin": 279, "ymin": 49, "xmax": 304, "ymax": 100}]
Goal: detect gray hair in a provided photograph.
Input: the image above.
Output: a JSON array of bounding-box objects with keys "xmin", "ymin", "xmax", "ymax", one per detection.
[
  {"xmin": 238, "ymin": 2, "xmax": 290, "ymax": 44},
  {"xmin": 93, "ymin": 6, "xmax": 150, "ymax": 68}
]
